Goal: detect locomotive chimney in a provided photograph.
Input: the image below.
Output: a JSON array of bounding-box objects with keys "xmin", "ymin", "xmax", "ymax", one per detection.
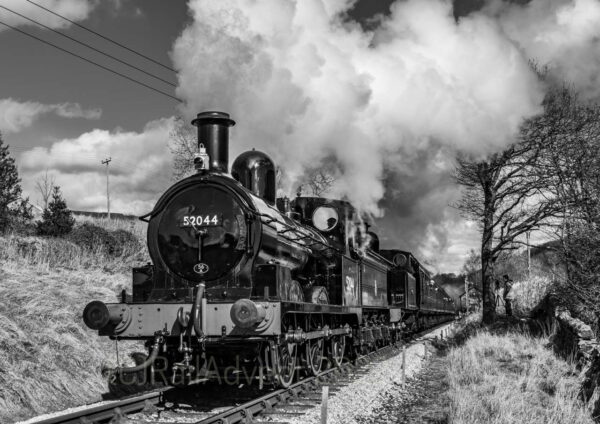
[{"xmin": 191, "ymin": 111, "xmax": 236, "ymax": 173}]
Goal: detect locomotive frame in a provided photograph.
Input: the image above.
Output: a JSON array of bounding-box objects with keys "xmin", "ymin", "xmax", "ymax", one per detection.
[{"xmin": 83, "ymin": 111, "xmax": 455, "ymax": 388}]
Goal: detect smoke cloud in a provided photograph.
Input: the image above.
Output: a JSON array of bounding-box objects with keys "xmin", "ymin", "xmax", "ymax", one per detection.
[
  {"xmin": 170, "ymin": 0, "xmax": 597, "ymax": 271},
  {"xmin": 485, "ymin": 0, "xmax": 600, "ymax": 101}
]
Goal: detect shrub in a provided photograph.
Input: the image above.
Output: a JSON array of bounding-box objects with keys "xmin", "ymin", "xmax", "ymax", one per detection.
[
  {"xmin": 110, "ymin": 228, "xmax": 142, "ymax": 256},
  {"xmin": 68, "ymin": 223, "xmax": 114, "ymax": 252},
  {"xmin": 36, "ymin": 187, "xmax": 75, "ymax": 237},
  {"xmin": 68, "ymin": 223, "xmax": 142, "ymax": 258}
]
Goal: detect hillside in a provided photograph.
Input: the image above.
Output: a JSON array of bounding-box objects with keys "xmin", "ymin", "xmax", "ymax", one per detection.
[{"xmin": 0, "ymin": 217, "xmax": 148, "ymax": 423}]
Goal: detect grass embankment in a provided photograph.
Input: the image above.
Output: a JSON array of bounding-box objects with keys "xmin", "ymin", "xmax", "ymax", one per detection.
[
  {"xmin": 447, "ymin": 324, "xmax": 593, "ymax": 423},
  {"xmin": 0, "ymin": 217, "xmax": 148, "ymax": 423}
]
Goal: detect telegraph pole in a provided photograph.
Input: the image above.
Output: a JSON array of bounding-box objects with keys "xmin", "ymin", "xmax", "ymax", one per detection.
[
  {"xmin": 101, "ymin": 158, "xmax": 111, "ymax": 219},
  {"xmin": 526, "ymin": 230, "xmax": 531, "ymax": 279}
]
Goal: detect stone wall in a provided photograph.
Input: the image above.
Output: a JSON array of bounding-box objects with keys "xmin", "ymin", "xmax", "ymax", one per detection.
[
  {"xmin": 531, "ymin": 294, "xmax": 600, "ymax": 420},
  {"xmin": 550, "ymin": 307, "xmax": 598, "ymax": 362}
]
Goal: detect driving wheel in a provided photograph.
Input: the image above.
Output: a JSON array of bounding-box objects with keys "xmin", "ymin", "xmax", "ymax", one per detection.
[
  {"xmin": 274, "ymin": 343, "xmax": 296, "ymax": 388},
  {"xmin": 329, "ymin": 336, "xmax": 345, "ymax": 368},
  {"xmin": 305, "ymin": 339, "xmax": 324, "ymax": 376}
]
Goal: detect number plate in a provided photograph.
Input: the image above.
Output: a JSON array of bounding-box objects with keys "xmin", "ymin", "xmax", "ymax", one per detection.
[{"xmin": 182, "ymin": 214, "xmax": 222, "ymax": 227}]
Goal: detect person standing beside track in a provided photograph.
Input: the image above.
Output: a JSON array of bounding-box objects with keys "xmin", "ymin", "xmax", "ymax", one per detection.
[
  {"xmin": 503, "ymin": 274, "xmax": 514, "ymax": 317},
  {"xmin": 494, "ymin": 279, "xmax": 502, "ymax": 311}
]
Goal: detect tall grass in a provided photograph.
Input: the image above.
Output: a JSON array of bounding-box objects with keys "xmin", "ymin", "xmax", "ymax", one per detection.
[
  {"xmin": 0, "ymin": 216, "xmax": 148, "ymax": 423},
  {"xmin": 447, "ymin": 330, "xmax": 593, "ymax": 423}
]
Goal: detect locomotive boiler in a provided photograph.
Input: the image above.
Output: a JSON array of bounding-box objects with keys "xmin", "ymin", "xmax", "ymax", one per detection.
[{"xmin": 83, "ymin": 111, "xmax": 455, "ymax": 388}]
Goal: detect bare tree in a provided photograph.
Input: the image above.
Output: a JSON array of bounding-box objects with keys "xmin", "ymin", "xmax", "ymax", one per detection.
[
  {"xmin": 293, "ymin": 166, "xmax": 337, "ymax": 197},
  {"xmin": 305, "ymin": 168, "xmax": 336, "ymax": 196},
  {"xmin": 454, "ymin": 107, "xmax": 561, "ymax": 323},
  {"xmin": 169, "ymin": 116, "xmax": 197, "ymax": 180},
  {"xmin": 536, "ymin": 87, "xmax": 600, "ymax": 317},
  {"xmin": 538, "ymin": 88, "xmax": 600, "ymax": 227},
  {"xmin": 35, "ymin": 169, "xmax": 56, "ymax": 209}
]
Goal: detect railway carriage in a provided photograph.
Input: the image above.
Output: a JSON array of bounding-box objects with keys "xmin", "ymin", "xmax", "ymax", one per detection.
[{"xmin": 83, "ymin": 111, "xmax": 455, "ymax": 388}]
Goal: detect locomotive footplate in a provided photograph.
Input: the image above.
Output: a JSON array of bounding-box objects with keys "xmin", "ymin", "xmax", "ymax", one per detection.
[
  {"xmin": 94, "ymin": 301, "xmax": 282, "ymax": 339},
  {"xmin": 90, "ymin": 300, "xmax": 361, "ymax": 340}
]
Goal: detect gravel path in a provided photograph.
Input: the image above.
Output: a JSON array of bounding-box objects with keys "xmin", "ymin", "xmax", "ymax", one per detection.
[
  {"xmin": 285, "ymin": 323, "xmax": 454, "ymax": 424},
  {"xmin": 358, "ymin": 344, "xmax": 450, "ymax": 423}
]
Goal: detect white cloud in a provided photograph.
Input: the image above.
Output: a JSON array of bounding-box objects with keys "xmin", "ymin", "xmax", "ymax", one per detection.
[
  {"xmin": 0, "ymin": 98, "xmax": 101, "ymax": 134},
  {"xmin": 0, "ymin": 0, "xmax": 97, "ymax": 32},
  {"xmin": 19, "ymin": 117, "xmax": 174, "ymax": 214}
]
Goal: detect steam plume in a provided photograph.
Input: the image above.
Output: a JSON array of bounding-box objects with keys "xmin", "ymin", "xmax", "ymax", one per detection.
[
  {"xmin": 173, "ymin": 0, "xmax": 541, "ymax": 216},
  {"xmin": 171, "ymin": 0, "xmax": 597, "ymax": 270}
]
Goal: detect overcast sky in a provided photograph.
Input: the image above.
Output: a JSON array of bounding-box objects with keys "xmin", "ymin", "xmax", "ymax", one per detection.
[{"xmin": 2, "ymin": 0, "xmax": 599, "ymax": 273}]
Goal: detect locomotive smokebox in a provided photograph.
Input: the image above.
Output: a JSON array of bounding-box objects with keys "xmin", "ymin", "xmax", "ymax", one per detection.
[{"xmin": 191, "ymin": 111, "xmax": 236, "ymax": 173}]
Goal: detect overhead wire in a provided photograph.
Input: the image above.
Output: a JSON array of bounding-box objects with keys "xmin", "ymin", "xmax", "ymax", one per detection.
[
  {"xmin": 1, "ymin": 4, "xmax": 183, "ymax": 176},
  {"xmin": 0, "ymin": 5, "xmax": 177, "ymax": 87},
  {"xmin": 0, "ymin": 20, "xmax": 182, "ymax": 102},
  {"xmin": 25, "ymin": 0, "xmax": 177, "ymax": 73}
]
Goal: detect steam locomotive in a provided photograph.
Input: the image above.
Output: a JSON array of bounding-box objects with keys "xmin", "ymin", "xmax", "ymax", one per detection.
[{"xmin": 83, "ymin": 111, "xmax": 455, "ymax": 388}]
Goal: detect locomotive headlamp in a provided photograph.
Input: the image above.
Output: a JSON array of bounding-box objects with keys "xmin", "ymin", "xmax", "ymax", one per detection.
[
  {"xmin": 194, "ymin": 144, "xmax": 210, "ymax": 172},
  {"xmin": 83, "ymin": 301, "xmax": 122, "ymax": 330},
  {"xmin": 230, "ymin": 299, "xmax": 266, "ymax": 329}
]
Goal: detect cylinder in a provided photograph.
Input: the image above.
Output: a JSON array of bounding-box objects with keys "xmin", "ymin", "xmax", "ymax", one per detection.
[{"xmin": 191, "ymin": 111, "xmax": 236, "ymax": 173}]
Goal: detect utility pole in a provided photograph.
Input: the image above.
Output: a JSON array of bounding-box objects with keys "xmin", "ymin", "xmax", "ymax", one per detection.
[
  {"xmin": 526, "ymin": 230, "xmax": 531, "ymax": 279},
  {"xmin": 101, "ymin": 157, "xmax": 111, "ymax": 219}
]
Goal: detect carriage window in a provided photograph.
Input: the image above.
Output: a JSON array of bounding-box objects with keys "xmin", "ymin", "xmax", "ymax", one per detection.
[{"xmin": 312, "ymin": 206, "xmax": 339, "ymax": 231}]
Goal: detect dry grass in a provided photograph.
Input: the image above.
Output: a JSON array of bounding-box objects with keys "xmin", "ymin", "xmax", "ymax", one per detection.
[
  {"xmin": 73, "ymin": 215, "xmax": 147, "ymax": 241},
  {"xmin": 0, "ymin": 216, "xmax": 148, "ymax": 423},
  {"xmin": 447, "ymin": 329, "xmax": 593, "ymax": 424},
  {"xmin": 0, "ymin": 266, "xmax": 143, "ymax": 423},
  {"xmin": 0, "ymin": 217, "xmax": 149, "ymax": 274}
]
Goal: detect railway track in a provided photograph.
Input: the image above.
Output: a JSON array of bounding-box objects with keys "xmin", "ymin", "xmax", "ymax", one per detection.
[
  {"xmin": 25, "ymin": 322, "xmax": 453, "ymax": 424},
  {"xmin": 27, "ymin": 390, "xmax": 166, "ymax": 424}
]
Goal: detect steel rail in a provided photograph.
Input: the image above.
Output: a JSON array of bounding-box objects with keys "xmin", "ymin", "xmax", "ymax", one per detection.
[{"xmin": 29, "ymin": 389, "xmax": 167, "ymax": 424}]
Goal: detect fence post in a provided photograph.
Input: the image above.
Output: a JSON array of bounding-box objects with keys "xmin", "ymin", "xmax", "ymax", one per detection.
[
  {"xmin": 401, "ymin": 344, "xmax": 406, "ymax": 387},
  {"xmin": 321, "ymin": 385, "xmax": 329, "ymax": 424}
]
